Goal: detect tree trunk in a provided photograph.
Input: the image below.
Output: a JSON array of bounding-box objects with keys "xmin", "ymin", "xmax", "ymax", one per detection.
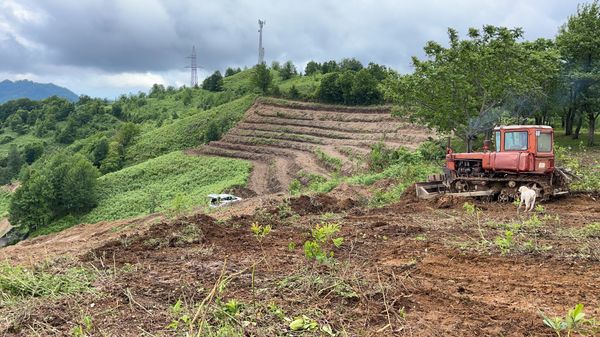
[
  {"xmin": 565, "ymin": 107, "xmax": 573, "ymax": 136},
  {"xmin": 465, "ymin": 135, "xmax": 472, "ymax": 153},
  {"xmin": 588, "ymin": 111, "xmax": 598, "ymax": 146},
  {"xmin": 565, "ymin": 87, "xmax": 577, "ymax": 136},
  {"xmin": 572, "ymin": 111, "xmax": 582, "ymax": 140}
]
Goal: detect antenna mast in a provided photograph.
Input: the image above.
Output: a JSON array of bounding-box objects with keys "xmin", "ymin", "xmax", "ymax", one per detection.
[
  {"xmin": 258, "ymin": 20, "xmax": 266, "ymax": 64},
  {"xmin": 186, "ymin": 46, "xmax": 198, "ymax": 87}
]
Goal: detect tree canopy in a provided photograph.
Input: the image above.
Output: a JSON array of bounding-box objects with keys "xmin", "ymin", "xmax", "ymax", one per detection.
[
  {"xmin": 557, "ymin": 0, "xmax": 600, "ymax": 145},
  {"xmin": 9, "ymin": 152, "xmax": 99, "ymax": 235},
  {"xmin": 384, "ymin": 26, "xmax": 560, "ymax": 151}
]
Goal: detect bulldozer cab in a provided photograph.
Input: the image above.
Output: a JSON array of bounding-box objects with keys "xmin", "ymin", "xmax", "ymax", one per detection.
[{"xmin": 492, "ymin": 125, "xmax": 553, "ymax": 155}]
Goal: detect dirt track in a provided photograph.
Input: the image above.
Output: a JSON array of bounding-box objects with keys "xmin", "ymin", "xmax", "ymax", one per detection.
[
  {"xmin": 1, "ymin": 188, "xmax": 598, "ymax": 336},
  {"xmin": 188, "ymin": 99, "xmax": 430, "ymax": 194}
]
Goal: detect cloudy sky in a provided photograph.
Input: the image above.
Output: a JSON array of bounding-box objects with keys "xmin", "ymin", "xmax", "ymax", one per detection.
[{"xmin": 0, "ymin": 0, "xmax": 580, "ymax": 98}]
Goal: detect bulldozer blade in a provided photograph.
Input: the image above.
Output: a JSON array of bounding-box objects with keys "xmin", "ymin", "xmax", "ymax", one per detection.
[{"xmin": 415, "ymin": 181, "xmax": 447, "ymax": 199}]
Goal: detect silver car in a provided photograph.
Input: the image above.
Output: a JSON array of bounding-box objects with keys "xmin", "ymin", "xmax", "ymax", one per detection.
[{"xmin": 207, "ymin": 194, "xmax": 242, "ymax": 207}]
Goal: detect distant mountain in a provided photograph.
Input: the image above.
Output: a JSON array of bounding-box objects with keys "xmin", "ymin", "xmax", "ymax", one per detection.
[{"xmin": 0, "ymin": 79, "xmax": 79, "ymax": 103}]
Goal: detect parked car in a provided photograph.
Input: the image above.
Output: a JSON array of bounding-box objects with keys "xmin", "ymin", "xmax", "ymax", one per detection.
[{"xmin": 207, "ymin": 194, "xmax": 242, "ymax": 207}]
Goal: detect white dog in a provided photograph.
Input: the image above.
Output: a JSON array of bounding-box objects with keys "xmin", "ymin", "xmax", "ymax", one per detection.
[{"xmin": 517, "ymin": 185, "xmax": 537, "ymax": 212}]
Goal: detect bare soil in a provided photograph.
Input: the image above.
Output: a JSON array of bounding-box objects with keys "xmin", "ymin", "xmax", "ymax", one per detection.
[
  {"xmin": 1, "ymin": 188, "xmax": 598, "ymax": 336},
  {"xmin": 191, "ymin": 99, "xmax": 430, "ymax": 194}
]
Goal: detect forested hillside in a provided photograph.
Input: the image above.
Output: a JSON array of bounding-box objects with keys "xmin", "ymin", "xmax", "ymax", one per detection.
[
  {"xmin": 0, "ymin": 59, "xmax": 394, "ymax": 242},
  {"xmin": 1, "ymin": 4, "xmax": 600, "ymax": 245}
]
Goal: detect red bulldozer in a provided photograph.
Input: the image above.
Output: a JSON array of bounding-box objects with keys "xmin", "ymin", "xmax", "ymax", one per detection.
[{"xmin": 416, "ymin": 125, "xmax": 576, "ymax": 201}]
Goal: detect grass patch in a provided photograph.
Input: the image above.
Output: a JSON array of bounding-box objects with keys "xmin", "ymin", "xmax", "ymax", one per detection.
[
  {"xmin": 0, "ymin": 189, "xmax": 11, "ymax": 218},
  {"xmin": 278, "ymin": 74, "xmax": 322, "ymax": 98},
  {"xmin": 79, "ymin": 151, "xmax": 251, "ymax": 224},
  {"xmin": 0, "ymin": 263, "xmax": 94, "ymax": 302},
  {"xmin": 570, "ymin": 223, "xmax": 600, "ymax": 239},
  {"xmin": 314, "ymin": 148, "xmax": 343, "ymax": 172},
  {"xmin": 30, "ymin": 215, "xmax": 78, "ymax": 238},
  {"xmin": 126, "ymin": 95, "xmax": 256, "ymax": 163}
]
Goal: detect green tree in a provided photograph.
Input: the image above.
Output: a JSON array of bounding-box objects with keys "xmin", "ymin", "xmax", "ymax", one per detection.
[
  {"xmin": 366, "ymin": 62, "xmax": 388, "ymax": 81},
  {"xmin": 111, "ymin": 103, "xmax": 123, "ymax": 119},
  {"xmin": 7, "ymin": 144, "xmax": 23, "ymax": 179},
  {"xmin": 100, "ymin": 141, "xmax": 123, "ymax": 174},
  {"xmin": 9, "ymin": 171, "xmax": 53, "ymax": 233},
  {"xmin": 317, "ymin": 72, "xmax": 342, "ymax": 103},
  {"xmin": 304, "ymin": 61, "xmax": 321, "ymax": 76},
  {"xmin": 56, "ymin": 120, "xmax": 77, "ymax": 144},
  {"xmin": 149, "ymin": 83, "xmax": 166, "ymax": 98},
  {"xmin": 337, "ymin": 71, "xmax": 355, "ymax": 104},
  {"xmin": 288, "ymin": 85, "xmax": 301, "ymax": 99},
  {"xmin": 225, "ymin": 67, "xmax": 241, "ymax": 77},
  {"xmin": 252, "ymin": 63, "xmax": 273, "ymax": 94},
  {"xmin": 115, "ymin": 122, "xmax": 140, "ymax": 147},
  {"xmin": 385, "ymin": 26, "xmax": 552, "ymax": 151},
  {"xmin": 280, "ymin": 61, "xmax": 297, "ymax": 80},
  {"xmin": 6, "ymin": 113, "xmax": 25, "ymax": 134},
  {"xmin": 91, "ymin": 137, "xmax": 110, "ymax": 166},
  {"xmin": 201, "ymin": 71, "xmax": 224, "ymax": 92},
  {"xmin": 205, "ymin": 120, "xmax": 221, "ymax": 142},
  {"xmin": 22, "ymin": 142, "xmax": 44, "ymax": 165},
  {"xmin": 352, "ymin": 69, "xmax": 383, "ymax": 105},
  {"xmin": 504, "ymin": 39, "xmax": 561, "ymax": 125},
  {"xmin": 339, "ymin": 58, "xmax": 363, "ymax": 72},
  {"xmin": 9, "ymin": 152, "xmax": 99, "ymax": 235},
  {"xmin": 556, "ymin": 1, "xmax": 600, "ymax": 145},
  {"xmin": 61, "ymin": 155, "xmax": 99, "ymax": 212},
  {"xmin": 181, "ymin": 88, "xmax": 193, "ymax": 106},
  {"xmin": 321, "ymin": 60, "xmax": 338, "ymax": 74}
]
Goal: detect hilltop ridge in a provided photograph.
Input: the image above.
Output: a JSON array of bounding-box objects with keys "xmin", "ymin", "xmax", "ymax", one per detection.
[{"xmin": 0, "ymin": 79, "xmax": 79, "ymax": 103}]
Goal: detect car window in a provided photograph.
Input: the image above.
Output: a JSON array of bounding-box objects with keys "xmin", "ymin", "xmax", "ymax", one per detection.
[{"xmin": 504, "ymin": 131, "xmax": 528, "ymax": 151}]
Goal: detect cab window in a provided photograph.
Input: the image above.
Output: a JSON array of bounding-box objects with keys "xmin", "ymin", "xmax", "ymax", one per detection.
[
  {"xmin": 504, "ymin": 131, "xmax": 528, "ymax": 151},
  {"xmin": 494, "ymin": 131, "xmax": 501, "ymax": 152},
  {"xmin": 537, "ymin": 132, "xmax": 552, "ymax": 152}
]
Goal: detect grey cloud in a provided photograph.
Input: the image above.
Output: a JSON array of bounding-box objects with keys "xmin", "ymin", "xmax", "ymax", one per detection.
[{"xmin": 0, "ymin": 0, "xmax": 581, "ymax": 96}]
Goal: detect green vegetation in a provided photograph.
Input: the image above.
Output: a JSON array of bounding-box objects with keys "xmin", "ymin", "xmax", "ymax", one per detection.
[
  {"xmin": 9, "ymin": 152, "xmax": 99, "ymax": 237},
  {"xmin": 385, "ymin": 26, "xmax": 559, "ymax": 151},
  {"xmin": 298, "ymin": 143, "xmax": 440, "ymax": 207},
  {"xmin": 202, "ymin": 70, "xmax": 224, "ymax": 92},
  {"xmin": 557, "ymin": 2, "xmax": 600, "ymax": 146},
  {"xmin": 0, "ymin": 189, "xmax": 11, "ymax": 217},
  {"xmin": 0, "ymin": 262, "xmax": 94, "ymax": 302},
  {"xmin": 383, "ymin": 2, "xmax": 600, "ymax": 149},
  {"xmin": 303, "ymin": 222, "xmax": 344, "ymax": 265},
  {"xmin": 541, "ymin": 303, "xmax": 600, "ymax": 337},
  {"xmin": 81, "ymin": 151, "xmax": 251, "ymax": 224},
  {"xmin": 314, "ymin": 148, "xmax": 342, "ymax": 172},
  {"xmin": 22, "ymin": 152, "xmax": 249, "ymax": 237},
  {"xmin": 252, "ymin": 63, "xmax": 273, "ymax": 94},
  {"xmin": 126, "ymin": 95, "xmax": 256, "ymax": 163}
]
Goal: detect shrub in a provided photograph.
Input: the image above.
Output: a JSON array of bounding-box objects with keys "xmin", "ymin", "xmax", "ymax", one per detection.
[
  {"xmin": 304, "ymin": 223, "xmax": 344, "ymax": 264},
  {"xmin": 541, "ymin": 303, "xmax": 599, "ymax": 337}
]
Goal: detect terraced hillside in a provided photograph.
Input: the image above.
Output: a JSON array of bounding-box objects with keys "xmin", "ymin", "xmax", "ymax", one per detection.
[{"xmin": 190, "ymin": 98, "xmax": 430, "ymax": 194}]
